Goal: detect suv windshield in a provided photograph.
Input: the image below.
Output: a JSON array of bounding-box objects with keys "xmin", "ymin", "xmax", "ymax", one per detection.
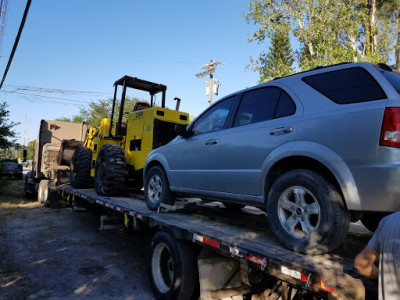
[{"xmin": 379, "ymin": 68, "xmax": 400, "ymax": 94}]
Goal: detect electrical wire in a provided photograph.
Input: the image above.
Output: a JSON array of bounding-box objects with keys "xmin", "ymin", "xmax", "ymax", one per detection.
[{"xmin": 0, "ymin": 0, "xmax": 31, "ymax": 89}]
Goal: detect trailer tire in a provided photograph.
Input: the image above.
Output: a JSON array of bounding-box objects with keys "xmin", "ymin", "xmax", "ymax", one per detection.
[
  {"xmin": 70, "ymin": 146, "xmax": 93, "ymax": 188},
  {"xmin": 267, "ymin": 169, "xmax": 350, "ymax": 254},
  {"xmin": 144, "ymin": 166, "xmax": 175, "ymax": 211},
  {"xmin": 95, "ymin": 144, "xmax": 126, "ymax": 196},
  {"xmin": 38, "ymin": 180, "xmax": 58, "ymax": 207},
  {"xmin": 149, "ymin": 231, "xmax": 198, "ymax": 300}
]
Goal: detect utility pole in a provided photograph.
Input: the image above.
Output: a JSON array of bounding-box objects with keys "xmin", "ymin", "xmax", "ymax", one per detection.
[
  {"xmin": 23, "ymin": 114, "xmax": 28, "ymax": 146},
  {"xmin": 196, "ymin": 60, "xmax": 222, "ymax": 105}
]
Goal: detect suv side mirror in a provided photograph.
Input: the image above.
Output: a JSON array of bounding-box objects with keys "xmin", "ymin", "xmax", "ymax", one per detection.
[{"xmin": 175, "ymin": 124, "xmax": 190, "ymax": 138}]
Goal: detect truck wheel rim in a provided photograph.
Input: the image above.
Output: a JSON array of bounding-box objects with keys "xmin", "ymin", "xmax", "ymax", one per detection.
[
  {"xmin": 277, "ymin": 186, "xmax": 321, "ymax": 238},
  {"xmin": 148, "ymin": 175, "xmax": 162, "ymax": 203},
  {"xmin": 151, "ymin": 242, "xmax": 174, "ymax": 293}
]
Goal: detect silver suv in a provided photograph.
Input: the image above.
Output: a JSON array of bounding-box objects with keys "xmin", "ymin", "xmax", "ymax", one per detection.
[{"xmin": 144, "ymin": 62, "xmax": 400, "ymax": 254}]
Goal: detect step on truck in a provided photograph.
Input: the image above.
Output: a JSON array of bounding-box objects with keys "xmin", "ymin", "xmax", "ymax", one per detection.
[
  {"xmin": 58, "ymin": 184, "xmax": 378, "ymax": 300},
  {"xmin": 25, "ymin": 120, "xmax": 91, "ymax": 206}
]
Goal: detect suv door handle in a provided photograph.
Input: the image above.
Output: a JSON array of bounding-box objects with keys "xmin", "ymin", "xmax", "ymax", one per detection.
[
  {"xmin": 270, "ymin": 127, "xmax": 293, "ymax": 136},
  {"xmin": 205, "ymin": 139, "xmax": 219, "ymax": 146}
]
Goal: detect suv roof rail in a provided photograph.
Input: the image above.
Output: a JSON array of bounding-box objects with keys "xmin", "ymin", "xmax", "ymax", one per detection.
[{"xmin": 270, "ymin": 62, "xmax": 352, "ymax": 82}]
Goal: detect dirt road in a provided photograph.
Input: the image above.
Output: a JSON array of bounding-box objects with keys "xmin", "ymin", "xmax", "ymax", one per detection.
[{"xmin": 0, "ymin": 196, "xmax": 155, "ymax": 299}]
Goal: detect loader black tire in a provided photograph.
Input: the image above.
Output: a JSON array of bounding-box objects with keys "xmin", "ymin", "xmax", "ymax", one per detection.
[
  {"xmin": 149, "ymin": 231, "xmax": 198, "ymax": 300},
  {"xmin": 70, "ymin": 146, "xmax": 93, "ymax": 188},
  {"xmin": 94, "ymin": 144, "xmax": 126, "ymax": 196}
]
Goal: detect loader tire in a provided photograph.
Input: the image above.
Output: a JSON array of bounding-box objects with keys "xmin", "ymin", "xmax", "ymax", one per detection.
[
  {"xmin": 70, "ymin": 146, "xmax": 93, "ymax": 188},
  {"xmin": 94, "ymin": 144, "xmax": 126, "ymax": 196}
]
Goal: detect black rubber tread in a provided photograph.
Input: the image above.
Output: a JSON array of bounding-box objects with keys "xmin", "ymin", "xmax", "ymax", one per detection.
[
  {"xmin": 149, "ymin": 231, "xmax": 198, "ymax": 300},
  {"xmin": 144, "ymin": 165, "xmax": 175, "ymax": 211},
  {"xmin": 24, "ymin": 172, "xmax": 35, "ymax": 198},
  {"xmin": 94, "ymin": 144, "xmax": 126, "ymax": 196},
  {"xmin": 70, "ymin": 146, "xmax": 93, "ymax": 188},
  {"xmin": 223, "ymin": 202, "xmax": 245, "ymax": 210},
  {"xmin": 267, "ymin": 169, "xmax": 350, "ymax": 254}
]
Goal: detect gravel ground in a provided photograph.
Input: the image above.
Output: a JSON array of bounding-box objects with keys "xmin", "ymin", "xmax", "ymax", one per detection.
[{"xmin": 0, "ymin": 201, "xmax": 156, "ymax": 300}]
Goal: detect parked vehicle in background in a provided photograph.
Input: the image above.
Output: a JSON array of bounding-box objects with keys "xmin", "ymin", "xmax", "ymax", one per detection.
[
  {"xmin": 0, "ymin": 159, "xmax": 22, "ymax": 179},
  {"xmin": 144, "ymin": 62, "xmax": 400, "ymax": 254},
  {"xmin": 24, "ymin": 120, "xmax": 90, "ymax": 205}
]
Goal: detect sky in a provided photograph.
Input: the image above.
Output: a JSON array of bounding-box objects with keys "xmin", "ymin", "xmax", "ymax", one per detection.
[{"xmin": 0, "ymin": 0, "xmax": 265, "ymax": 144}]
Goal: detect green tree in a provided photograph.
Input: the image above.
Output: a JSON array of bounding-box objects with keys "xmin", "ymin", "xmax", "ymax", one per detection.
[
  {"xmin": 0, "ymin": 102, "xmax": 19, "ymax": 151},
  {"xmin": 57, "ymin": 97, "xmax": 140, "ymax": 128},
  {"xmin": 250, "ymin": 30, "xmax": 295, "ymax": 83},
  {"xmin": 246, "ymin": 0, "xmax": 394, "ymax": 73},
  {"xmin": 26, "ymin": 139, "xmax": 36, "ymax": 160}
]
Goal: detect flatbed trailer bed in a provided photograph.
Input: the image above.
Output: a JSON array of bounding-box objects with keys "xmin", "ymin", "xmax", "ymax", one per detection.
[{"xmin": 58, "ymin": 184, "xmax": 377, "ymax": 299}]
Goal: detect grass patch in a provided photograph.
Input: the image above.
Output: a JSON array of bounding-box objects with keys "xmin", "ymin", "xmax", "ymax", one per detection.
[{"xmin": 0, "ymin": 177, "xmax": 39, "ymax": 221}]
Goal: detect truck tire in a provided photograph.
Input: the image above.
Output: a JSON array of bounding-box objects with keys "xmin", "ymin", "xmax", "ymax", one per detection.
[
  {"xmin": 94, "ymin": 144, "xmax": 126, "ymax": 196},
  {"xmin": 267, "ymin": 169, "xmax": 350, "ymax": 254},
  {"xmin": 38, "ymin": 180, "xmax": 58, "ymax": 207},
  {"xmin": 144, "ymin": 166, "xmax": 175, "ymax": 211},
  {"xmin": 70, "ymin": 146, "xmax": 93, "ymax": 188},
  {"xmin": 149, "ymin": 231, "xmax": 198, "ymax": 300},
  {"xmin": 24, "ymin": 171, "xmax": 35, "ymax": 198}
]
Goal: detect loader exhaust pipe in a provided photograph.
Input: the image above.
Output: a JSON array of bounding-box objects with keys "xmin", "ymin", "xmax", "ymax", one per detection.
[{"xmin": 174, "ymin": 97, "xmax": 181, "ymax": 111}]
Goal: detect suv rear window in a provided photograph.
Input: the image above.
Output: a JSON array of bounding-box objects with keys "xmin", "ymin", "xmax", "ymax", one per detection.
[{"xmin": 303, "ymin": 67, "xmax": 386, "ymax": 104}]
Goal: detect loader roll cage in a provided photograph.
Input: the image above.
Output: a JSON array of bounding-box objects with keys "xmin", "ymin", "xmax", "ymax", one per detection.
[{"xmin": 109, "ymin": 75, "xmax": 167, "ymax": 137}]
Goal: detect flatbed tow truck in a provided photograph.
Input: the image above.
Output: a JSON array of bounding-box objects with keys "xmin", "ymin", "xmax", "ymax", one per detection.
[{"xmin": 58, "ymin": 184, "xmax": 377, "ymax": 300}]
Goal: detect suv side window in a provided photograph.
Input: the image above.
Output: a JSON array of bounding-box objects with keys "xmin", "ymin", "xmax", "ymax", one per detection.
[
  {"xmin": 192, "ymin": 96, "xmax": 234, "ymax": 136},
  {"xmin": 233, "ymin": 87, "xmax": 295, "ymax": 127},
  {"xmin": 303, "ymin": 67, "xmax": 386, "ymax": 104}
]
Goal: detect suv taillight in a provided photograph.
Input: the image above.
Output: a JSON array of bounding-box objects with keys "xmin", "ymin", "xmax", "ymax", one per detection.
[{"xmin": 380, "ymin": 107, "xmax": 400, "ymax": 148}]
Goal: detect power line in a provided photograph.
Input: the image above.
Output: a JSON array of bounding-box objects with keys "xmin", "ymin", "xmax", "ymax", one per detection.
[
  {"xmin": 3, "ymin": 84, "xmax": 109, "ymax": 95},
  {"xmin": 1, "ymin": 90, "xmax": 93, "ymax": 106},
  {"xmin": 0, "ymin": 0, "xmax": 31, "ymax": 89}
]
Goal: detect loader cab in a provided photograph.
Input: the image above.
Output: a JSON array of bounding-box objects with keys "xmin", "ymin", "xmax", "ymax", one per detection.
[{"xmin": 110, "ymin": 76, "xmax": 167, "ymax": 138}]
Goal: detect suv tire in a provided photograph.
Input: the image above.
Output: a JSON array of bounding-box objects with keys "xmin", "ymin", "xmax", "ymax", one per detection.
[
  {"xmin": 94, "ymin": 144, "xmax": 126, "ymax": 196},
  {"xmin": 267, "ymin": 169, "xmax": 350, "ymax": 254},
  {"xmin": 144, "ymin": 166, "xmax": 175, "ymax": 211}
]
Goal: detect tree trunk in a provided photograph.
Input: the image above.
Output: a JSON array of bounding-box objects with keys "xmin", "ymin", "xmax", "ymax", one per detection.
[
  {"xmin": 364, "ymin": 0, "xmax": 377, "ymax": 56},
  {"xmin": 370, "ymin": 0, "xmax": 377, "ymax": 54}
]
